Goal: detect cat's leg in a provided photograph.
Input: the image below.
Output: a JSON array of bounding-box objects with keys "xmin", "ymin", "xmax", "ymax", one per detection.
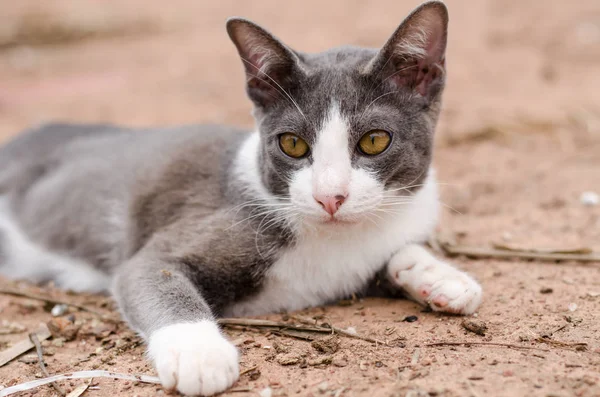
[
  {"xmin": 112, "ymin": 255, "xmax": 239, "ymax": 396},
  {"xmin": 386, "ymin": 244, "xmax": 482, "ymax": 314}
]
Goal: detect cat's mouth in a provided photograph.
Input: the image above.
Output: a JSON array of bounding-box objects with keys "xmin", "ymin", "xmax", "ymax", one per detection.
[{"xmin": 318, "ymin": 215, "xmax": 360, "ymax": 226}]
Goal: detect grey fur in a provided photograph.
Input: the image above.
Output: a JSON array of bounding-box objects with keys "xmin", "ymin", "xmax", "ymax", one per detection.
[{"xmin": 0, "ymin": 2, "xmax": 448, "ymax": 339}]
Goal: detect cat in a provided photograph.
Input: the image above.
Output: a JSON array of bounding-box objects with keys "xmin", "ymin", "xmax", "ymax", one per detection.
[{"xmin": 0, "ymin": 1, "xmax": 482, "ymax": 396}]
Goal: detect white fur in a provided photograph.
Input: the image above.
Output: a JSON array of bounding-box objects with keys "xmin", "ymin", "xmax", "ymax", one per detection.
[
  {"xmin": 229, "ymin": 103, "xmax": 482, "ymax": 317},
  {"xmin": 148, "ymin": 321, "xmax": 239, "ymax": 396},
  {"xmin": 311, "ymin": 102, "xmax": 351, "ymax": 198},
  {"xmin": 227, "ymin": 104, "xmax": 451, "ymax": 316},
  {"xmin": 387, "ymin": 244, "xmax": 482, "ymax": 314},
  {"xmin": 0, "ymin": 197, "xmax": 110, "ymax": 293}
]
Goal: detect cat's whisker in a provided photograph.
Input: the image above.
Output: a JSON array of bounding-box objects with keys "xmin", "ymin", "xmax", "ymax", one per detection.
[
  {"xmin": 226, "ymin": 207, "xmax": 294, "ymax": 231},
  {"xmin": 439, "ymin": 200, "xmax": 463, "ymax": 215}
]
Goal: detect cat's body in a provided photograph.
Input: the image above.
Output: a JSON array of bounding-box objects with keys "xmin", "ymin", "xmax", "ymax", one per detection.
[{"xmin": 0, "ymin": 2, "xmax": 483, "ymax": 396}]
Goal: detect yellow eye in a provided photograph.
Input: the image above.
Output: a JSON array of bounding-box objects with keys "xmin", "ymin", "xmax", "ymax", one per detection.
[
  {"xmin": 358, "ymin": 130, "xmax": 391, "ymax": 155},
  {"xmin": 279, "ymin": 133, "xmax": 309, "ymax": 158}
]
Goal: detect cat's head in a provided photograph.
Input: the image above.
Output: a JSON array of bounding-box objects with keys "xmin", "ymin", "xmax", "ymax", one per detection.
[{"xmin": 228, "ymin": 1, "xmax": 447, "ymax": 228}]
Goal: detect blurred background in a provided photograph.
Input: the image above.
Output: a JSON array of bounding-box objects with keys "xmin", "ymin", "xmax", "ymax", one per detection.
[
  {"xmin": 1, "ymin": 2, "xmax": 600, "ymax": 396},
  {"xmin": 1, "ymin": 0, "xmax": 598, "ymax": 250}
]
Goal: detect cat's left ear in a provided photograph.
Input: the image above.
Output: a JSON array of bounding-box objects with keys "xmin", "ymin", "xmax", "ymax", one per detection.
[
  {"xmin": 366, "ymin": 1, "xmax": 448, "ymax": 100},
  {"xmin": 227, "ymin": 18, "xmax": 302, "ymax": 108}
]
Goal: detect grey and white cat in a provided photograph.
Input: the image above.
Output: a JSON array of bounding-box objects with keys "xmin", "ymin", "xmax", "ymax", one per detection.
[{"xmin": 0, "ymin": 2, "xmax": 482, "ymax": 396}]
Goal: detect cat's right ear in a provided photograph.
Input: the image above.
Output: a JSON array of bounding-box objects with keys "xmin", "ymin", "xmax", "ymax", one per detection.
[{"xmin": 227, "ymin": 18, "xmax": 301, "ymax": 108}]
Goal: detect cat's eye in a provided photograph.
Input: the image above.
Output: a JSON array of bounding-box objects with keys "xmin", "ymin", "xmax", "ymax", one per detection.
[
  {"xmin": 279, "ymin": 133, "xmax": 309, "ymax": 158},
  {"xmin": 358, "ymin": 130, "xmax": 391, "ymax": 156}
]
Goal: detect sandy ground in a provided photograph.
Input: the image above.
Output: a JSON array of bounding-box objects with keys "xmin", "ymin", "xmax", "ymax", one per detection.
[{"xmin": 0, "ymin": 1, "xmax": 599, "ymax": 396}]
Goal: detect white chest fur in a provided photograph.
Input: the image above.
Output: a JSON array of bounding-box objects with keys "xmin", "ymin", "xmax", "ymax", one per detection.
[{"xmin": 225, "ymin": 171, "xmax": 440, "ymax": 317}]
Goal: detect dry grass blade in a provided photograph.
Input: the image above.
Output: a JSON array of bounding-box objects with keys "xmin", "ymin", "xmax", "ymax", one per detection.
[
  {"xmin": 492, "ymin": 243, "xmax": 593, "ymax": 255},
  {"xmin": 65, "ymin": 380, "xmax": 91, "ymax": 397},
  {"xmin": 218, "ymin": 318, "xmax": 329, "ymax": 333},
  {"xmin": 218, "ymin": 317, "xmax": 385, "ymax": 345},
  {"xmin": 535, "ymin": 337, "xmax": 587, "ymax": 350},
  {"xmin": 29, "ymin": 332, "xmax": 66, "ymax": 396},
  {"xmin": 291, "ymin": 315, "xmax": 386, "ymax": 345},
  {"xmin": 439, "ymin": 241, "xmax": 600, "ymax": 263},
  {"xmin": 0, "ymin": 324, "xmax": 51, "ymax": 367},
  {"xmin": 0, "ymin": 288, "xmax": 108, "ymax": 317},
  {"xmin": 0, "ymin": 370, "xmax": 160, "ymax": 397},
  {"xmin": 425, "ymin": 341, "xmax": 550, "ymax": 352}
]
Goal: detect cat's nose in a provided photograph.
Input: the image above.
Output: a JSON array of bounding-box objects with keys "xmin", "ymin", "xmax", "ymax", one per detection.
[{"xmin": 314, "ymin": 194, "xmax": 347, "ymax": 216}]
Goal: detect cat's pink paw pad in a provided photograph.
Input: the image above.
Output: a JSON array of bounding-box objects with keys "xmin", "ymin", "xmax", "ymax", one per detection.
[
  {"xmin": 418, "ymin": 284, "xmax": 432, "ymax": 298},
  {"xmin": 431, "ymin": 294, "xmax": 448, "ymax": 308}
]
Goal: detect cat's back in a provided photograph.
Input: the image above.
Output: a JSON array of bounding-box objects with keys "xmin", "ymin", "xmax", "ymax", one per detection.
[{"xmin": 0, "ymin": 122, "xmax": 248, "ymax": 269}]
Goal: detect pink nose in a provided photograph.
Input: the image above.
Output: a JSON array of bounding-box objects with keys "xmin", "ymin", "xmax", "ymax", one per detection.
[{"xmin": 314, "ymin": 194, "xmax": 347, "ymax": 216}]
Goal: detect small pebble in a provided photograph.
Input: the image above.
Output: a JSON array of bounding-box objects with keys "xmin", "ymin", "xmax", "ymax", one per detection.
[
  {"xmin": 51, "ymin": 304, "xmax": 69, "ymax": 317},
  {"xmin": 259, "ymin": 387, "xmax": 273, "ymax": 397},
  {"xmin": 462, "ymin": 318, "xmax": 488, "ymax": 336},
  {"xmin": 540, "ymin": 287, "xmax": 553, "ymax": 294},
  {"xmin": 568, "ymin": 303, "xmax": 578, "ymax": 312},
  {"xmin": 317, "ymin": 381, "xmax": 329, "ymax": 393},
  {"xmin": 403, "ymin": 315, "xmax": 418, "ymax": 323},
  {"xmin": 580, "ymin": 191, "xmax": 599, "ymax": 206},
  {"xmin": 345, "ymin": 326, "xmax": 357, "ymax": 335}
]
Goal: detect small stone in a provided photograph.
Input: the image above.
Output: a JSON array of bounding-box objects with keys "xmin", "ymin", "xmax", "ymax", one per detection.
[
  {"xmin": 0, "ymin": 320, "xmax": 26, "ymax": 335},
  {"xmin": 332, "ymin": 355, "xmax": 348, "ymax": 367},
  {"xmin": 311, "ymin": 336, "xmax": 340, "ymax": 354},
  {"xmin": 568, "ymin": 303, "xmax": 578, "ymax": 312},
  {"xmin": 18, "ymin": 355, "xmax": 39, "ymax": 364},
  {"xmin": 345, "ymin": 326, "xmax": 357, "ymax": 335},
  {"xmin": 259, "ymin": 387, "xmax": 272, "ymax": 397},
  {"xmin": 403, "ymin": 315, "xmax": 418, "ymax": 323},
  {"xmin": 461, "ymin": 318, "xmax": 488, "ymax": 336},
  {"xmin": 47, "ymin": 318, "xmax": 81, "ymax": 341},
  {"xmin": 540, "ymin": 287, "xmax": 553, "ymax": 294},
  {"xmin": 43, "ymin": 347, "xmax": 55, "ymax": 356},
  {"xmin": 52, "ymin": 338, "xmax": 66, "ymax": 347},
  {"xmin": 272, "ymin": 341, "xmax": 289, "ymax": 354},
  {"xmin": 317, "ymin": 381, "xmax": 329, "ymax": 393},
  {"xmin": 307, "ymin": 356, "xmax": 333, "ymax": 366},
  {"xmin": 276, "ymin": 353, "xmax": 301, "ymax": 366},
  {"xmin": 502, "ymin": 370, "xmax": 514, "ymax": 377},
  {"xmin": 580, "ymin": 191, "xmax": 599, "ymax": 206},
  {"xmin": 247, "ymin": 368, "xmax": 261, "ymax": 381},
  {"xmin": 50, "ymin": 304, "xmax": 69, "ymax": 317}
]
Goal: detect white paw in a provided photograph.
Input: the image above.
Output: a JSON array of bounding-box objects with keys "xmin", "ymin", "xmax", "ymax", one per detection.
[
  {"xmin": 148, "ymin": 321, "xmax": 239, "ymax": 396},
  {"xmin": 388, "ymin": 245, "xmax": 482, "ymax": 314}
]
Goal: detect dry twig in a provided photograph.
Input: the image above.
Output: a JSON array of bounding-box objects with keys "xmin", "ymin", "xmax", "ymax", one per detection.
[
  {"xmin": 535, "ymin": 337, "xmax": 587, "ymax": 350},
  {"xmin": 438, "ymin": 241, "xmax": 600, "ymax": 263},
  {"xmin": 0, "ymin": 324, "xmax": 51, "ymax": 367},
  {"xmin": 425, "ymin": 341, "xmax": 549, "ymax": 352},
  {"xmin": 218, "ymin": 317, "xmax": 385, "ymax": 345},
  {"xmin": 290, "ymin": 315, "xmax": 386, "ymax": 345},
  {"xmin": 29, "ymin": 332, "xmax": 66, "ymax": 396},
  {"xmin": 0, "ymin": 288, "xmax": 107, "ymax": 317}
]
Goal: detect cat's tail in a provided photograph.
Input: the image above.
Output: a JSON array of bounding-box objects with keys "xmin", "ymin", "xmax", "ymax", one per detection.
[{"xmin": 0, "ymin": 196, "xmax": 111, "ymax": 293}]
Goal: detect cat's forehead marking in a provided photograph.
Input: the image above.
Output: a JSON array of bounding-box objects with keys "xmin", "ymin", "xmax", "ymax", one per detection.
[{"xmin": 311, "ymin": 101, "xmax": 351, "ymax": 196}]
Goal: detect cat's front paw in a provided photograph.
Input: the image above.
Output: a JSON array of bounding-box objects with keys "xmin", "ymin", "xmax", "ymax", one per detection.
[
  {"xmin": 148, "ymin": 321, "xmax": 239, "ymax": 396},
  {"xmin": 388, "ymin": 244, "xmax": 482, "ymax": 314}
]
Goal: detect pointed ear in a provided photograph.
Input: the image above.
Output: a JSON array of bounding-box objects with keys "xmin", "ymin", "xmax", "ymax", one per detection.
[
  {"xmin": 227, "ymin": 18, "xmax": 301, "ymax": 108},
  {"xmin": 366, "ymin": 1, "xmax": 448, "ymax": 100}
]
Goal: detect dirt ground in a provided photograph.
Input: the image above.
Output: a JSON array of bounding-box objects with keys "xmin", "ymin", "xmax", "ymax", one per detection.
[{"xmin": 1, "ymin": 1, "xmax": 599, "ymax": 396}]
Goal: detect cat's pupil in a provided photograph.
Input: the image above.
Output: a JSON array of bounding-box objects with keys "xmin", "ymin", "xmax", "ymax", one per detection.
[{"xmin": 371, "ymin": 135, "xmax": 376, "ymax": 145}]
